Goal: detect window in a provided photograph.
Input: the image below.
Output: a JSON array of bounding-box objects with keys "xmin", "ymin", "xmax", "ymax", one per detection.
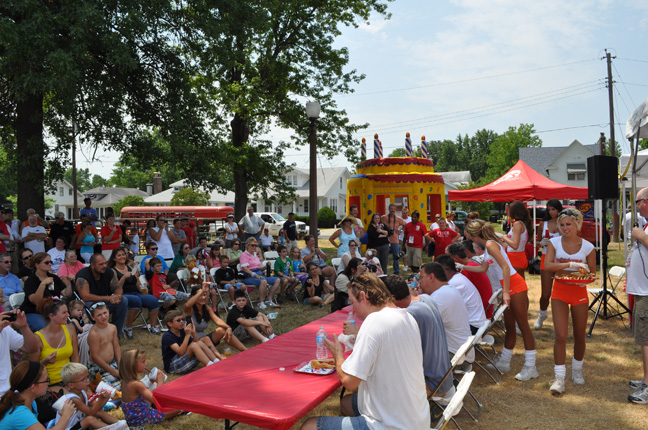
[
  {"xmin": 59, "ymin": 187, "xmax": 64, "ymax": 196},
  {"xmin": 330, "ymin": 198, "xmax": 338, "ymax": 213},
  {"xmin": 265, "ymin": 205, "xmax": 271, "ymax": 212},
  {"xmin": 567, "ymin": 163, "xmax": 586, "ymax": 181},
  {"xmin": 304, "ymin": 199, "xmax": 308, "ymax": 213},
  {"xmin": 68, "ymin": 188, "xmax": 73, "ymax": 196},
  {"xmin": 340, "ymin": 178, "xmax": 343, "ymax": 189},
  {"xmin": 277, "ymin": 205, "xmax": 283, "ymax": 214}
]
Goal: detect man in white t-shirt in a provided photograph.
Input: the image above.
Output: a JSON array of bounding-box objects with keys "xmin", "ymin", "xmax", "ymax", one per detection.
[
  {"xmin": 419, "ymin": 261, "xmax": 474, "ymax": 365},
  {"xmin": 301, "ymin": 273, "xmax": 429, "ymax": 430},
  {"xmin": 21, "ymin": 214, "xmax": 47, "ymax": 254},
  {"xmin": 0, "ymin": 310, "xmax": 38, "ymax": 396},
  {"xmin": 627, "ymin": 187, "xmax": 648, "ymax": 404},
  {"xmin": 435, "ymin": 255, "xmax": 487, "ymax": 334}
]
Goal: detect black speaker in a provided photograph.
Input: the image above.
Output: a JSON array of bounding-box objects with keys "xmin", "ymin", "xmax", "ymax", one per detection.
[{"xmin": 587, "ymin": 155, "xmax": 619, "ymax": 199}]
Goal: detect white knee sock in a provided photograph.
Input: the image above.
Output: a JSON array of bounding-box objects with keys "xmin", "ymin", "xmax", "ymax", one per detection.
[
  {"xmin": 538, "ymin": 309, "xmax": 547, "ymax": 318},
  {"xmin": 572, "ymin": 357, "xmax": 583, "ymax": 370},
  {"xmin": 524, "ymin": 350, "xmax": 536, "ymax": 367},
  {"xmin": 500, "ymin": 347, "xmax": 514, "ymax": 363},
  {"xmin": 554, "ymin": 364, "xmax": 566, "ymax": 379}
]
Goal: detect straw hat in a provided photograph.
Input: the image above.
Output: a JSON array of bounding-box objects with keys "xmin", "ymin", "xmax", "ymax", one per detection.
[{"xmin": 339, "ymin": 214, "xmax": 358, "ymax": 225}]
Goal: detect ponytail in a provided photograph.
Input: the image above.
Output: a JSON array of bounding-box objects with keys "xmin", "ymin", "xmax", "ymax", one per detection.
[{"xmin": 0, "ymin": 361, "xmax": 44, "ymax": 419}]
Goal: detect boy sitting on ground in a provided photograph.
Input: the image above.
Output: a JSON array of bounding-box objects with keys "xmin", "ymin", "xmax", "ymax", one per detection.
[
  {"xmin": 87, "ymin": 302, "xmax": 122, "ymax": 387},
  {"xmin": 161, "ymin": 310, "xmax": 219, "ymax": 374},
  {"xmin": 56, "ymin": 362, "xmax": 121, "ymax": 429},
  {"xmin": 146, "ymin": 257, "xmax": 190, "ymax": 314},
  {"xmin": 213, "ymin": 255, "xmax": 246, "ymax": 302},
  {"xmin": 226, "ymin": 290, "xmax": 276, "ymax": 345}
]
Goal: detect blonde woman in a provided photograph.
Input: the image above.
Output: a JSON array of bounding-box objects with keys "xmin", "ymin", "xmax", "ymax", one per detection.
[
  {"xmin": 462, "ymin": 219, "xmax": 537, "ymax": 381},
  {"xmin": 544, "ymin": 209, "xmax": 594, "ymax": 395}
]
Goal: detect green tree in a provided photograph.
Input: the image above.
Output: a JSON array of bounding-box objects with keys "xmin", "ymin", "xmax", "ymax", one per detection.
[
  {"xmin": 389, "ymin": 147, "xmax": 423, "ymax": 157},
  {"xmin": 180, "ymin": 0, "xmax": 392, "ymax": 220},
  {"xmin": 112, "ymin": 195, "xmax": 145, "ymax": 216},
  {"xmin": 106, "ymin": 146, "xmax": 188, "ymax": 191},
  {"xmin": 1, "ymin": 1, "xmax": 211, "ymax": 216},
  {"xmin": 484, "ymin": 123, "xmax": 542, "ymax": 182},
  {"xmin": 64, "ymin": 168, "xmax": 91, "ymax": 192},
  {"xmin": 170, "ymin": 188, "xmax": 209, "ymax": 207},
  {"xmin": 90, "ymin": 174, "xmax": 106, "ymax": 189}
]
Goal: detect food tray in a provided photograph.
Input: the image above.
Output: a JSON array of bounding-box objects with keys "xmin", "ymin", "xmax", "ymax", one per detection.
[
  {"xmin": 555, "ymin": 277, "xmax": 596, "ymax": 285},
  {"xmin": 294, "ymin": 361, "xmax": 335, "ymax": 375}
]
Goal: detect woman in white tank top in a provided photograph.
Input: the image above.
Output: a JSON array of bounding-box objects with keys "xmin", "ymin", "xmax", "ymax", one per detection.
[
  {"xmin": 500, "ymin": 201, "xmax": 533, "ymax": 279},
  {"xmin": 543, "ymin": 208, "xmax": 595, "ymax": 395},
  {"xmin": 463, "ymin": 219, "xmax": 537, "ymax": 382},
  {"xmin": 534, "ymin": 199, "xmax": 563, "ymax": 330}
]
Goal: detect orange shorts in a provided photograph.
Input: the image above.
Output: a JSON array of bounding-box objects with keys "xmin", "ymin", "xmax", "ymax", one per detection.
[
  {"xmin": 540, "ymin": 254, "xmax": 545, "ymax": 270},
  {"xmin": 499, "ymin": 272, "xmax": 528, "ymax": 296},
  {"xmin": 507, "ymin": 251, "xmax": 528, "ymax": 270},
  {"xmin": 551, "ymin": 280, "xmax": 588, "ymax": 306}
]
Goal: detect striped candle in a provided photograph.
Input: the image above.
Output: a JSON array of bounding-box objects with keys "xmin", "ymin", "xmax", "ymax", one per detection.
[
  {"xmin": 405, "ymin": 132, "xmax": 412, "ymax": 157},
  {"xmin": 421, "ymin": 135, "xmax": 428, "ymax": 159},
  {"xmin": 374, "ymin": 134, "xmax": 380, "ymax": 158},
  {"xmin": 361, "ymin": 138, "xmax": 366, "ymax": 160},
  {"xmin": 379, "ymin": 140, "xmax": 383, "ymax": 158}
]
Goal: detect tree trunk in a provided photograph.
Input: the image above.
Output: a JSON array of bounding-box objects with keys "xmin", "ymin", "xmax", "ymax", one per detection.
[
  {"xmin": 231, "ymin": 112, "xmax": 250, "ymax": 223},
  {"xmin": 16, "ymin": 92, "xmax": 45, "ymax": 220}
]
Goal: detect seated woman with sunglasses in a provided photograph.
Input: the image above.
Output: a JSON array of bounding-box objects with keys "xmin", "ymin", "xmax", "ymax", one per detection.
[
  {"xmin": 239, "ymin": 238, "xmax": 281, "ymax": 310},
  {"xmin": 225, "ymin": 240, "xmax": 243, "ymax": 268},
  {"xmin": 0, "ymin": 361, "xmax": 76, "ymax": 430},
  {"xmin": 29, "ymin": 298, "xmax": 79, "ymax": 387},
  {"xmin": 338, "ymin": 240, "xmax": 363, "ymax": 274},
  {"xmin": 20, "ymin": 253, "xmax": 73, "ymax": 332}
]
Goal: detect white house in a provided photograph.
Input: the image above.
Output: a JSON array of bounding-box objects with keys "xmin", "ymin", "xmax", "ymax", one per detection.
[
  {"xmin": 45, "ymin": 180, "xmax": 85, "ymax": 219},
  {"xmin": 84, "ymin": 186, "xmax": 150, "ymax": 219},
  {"xmin": 519, "ymin": 140, "xmax": 598, "ymax": 188},
  {"xmin": 144, "ymin": 167, "xmax": 351, "ymax": 219}
]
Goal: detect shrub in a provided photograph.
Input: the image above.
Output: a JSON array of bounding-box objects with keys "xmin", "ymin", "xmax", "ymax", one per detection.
[{"xmin": 317, "ymin": 206, "xmax": 336, "ymax": 228}]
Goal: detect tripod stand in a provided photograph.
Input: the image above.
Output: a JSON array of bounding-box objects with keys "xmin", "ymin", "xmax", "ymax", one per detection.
[{"xmin": 588, "ymin": 200, "xmax": 631, "ymax": 336}]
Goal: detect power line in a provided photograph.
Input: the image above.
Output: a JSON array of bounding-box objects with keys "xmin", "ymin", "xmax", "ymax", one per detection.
[
  {"xmin": 339, "ymin": 58, "xmax": 598, "ymax": 97},
  {"xmin": 617, "ymin": 57, "xmax": 648, "ymax": 64}
]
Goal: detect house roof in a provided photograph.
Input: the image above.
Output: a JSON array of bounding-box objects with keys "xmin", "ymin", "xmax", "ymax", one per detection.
[
  {"xmin": 438, "ymin": 171, "xmax": 472, "ymax": 186},
  {"xmin": 84, "ymin": 187, "xmax": 149, "ymax": 205},
  {"xmin": 519, "ymin": 140, "xmax": 597, "ymax": 176},
  {"xmin": 291, "ymin": 167, "xmax": 350, "ymax": 197},
  {"xmin": 56, "ymin": 179, "xmax": 85, "ymax": 198}
]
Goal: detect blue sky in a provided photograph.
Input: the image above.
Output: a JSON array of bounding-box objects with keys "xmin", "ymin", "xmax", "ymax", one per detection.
[{"xmin": 83, "ymin": 0, "xmax": 648, "ymax": 180}]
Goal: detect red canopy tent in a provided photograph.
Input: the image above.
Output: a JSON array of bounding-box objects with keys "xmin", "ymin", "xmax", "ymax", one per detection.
[{"xmin": 448, "ymin": 160, "xmax": 589, "ymax": 202}]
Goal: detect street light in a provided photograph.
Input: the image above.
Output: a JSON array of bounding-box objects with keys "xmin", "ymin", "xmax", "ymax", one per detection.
[{"xmin": 306, "ymin": 101, "xmax": 321, "ymax": 243}]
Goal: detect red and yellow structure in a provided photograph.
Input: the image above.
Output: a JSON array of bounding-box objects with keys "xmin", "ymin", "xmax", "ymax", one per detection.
[{"xmin": 347, "ymin": 133, "xmax": 445, "ymax": 226}]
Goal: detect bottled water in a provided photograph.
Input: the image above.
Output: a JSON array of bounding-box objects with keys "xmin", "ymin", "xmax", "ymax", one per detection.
[
  {"xmin": 316, "ymin": 325, "xmax": 328, "ymax": 359},
  {"xmin": 346, "ymin": 312, "xmax": 356, "ymax": 326}
]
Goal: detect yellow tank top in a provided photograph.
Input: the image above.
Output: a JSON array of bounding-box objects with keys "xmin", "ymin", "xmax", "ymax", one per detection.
[{"xmin": 36, "ymin": 325, "xmax": 73, "ymax": 385}]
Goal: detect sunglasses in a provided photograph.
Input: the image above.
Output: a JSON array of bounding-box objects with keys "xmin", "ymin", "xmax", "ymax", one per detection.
[
  {"xmin": 149, "ymin": 247, "xmax": 158, "ymax": 251},
  {"xmin": 636, "ymin": 198, "xmax": 647, "ymax": 205},
  {"xmin": 90, "ymin": 302, "xmax": 105, "ymax": 311},
  {"xmin": 559, "ymin": 209, "xmax": 575, "ymax": 217},
  {"xmin": 36, "ymin": 377, "xmax": 51, "ymax": 385},
  {"xmin": 349, "ymin": 276, "xmax": 370, "ymax": 292},
  {"xmin": 350, "ymin": 244, "xmax": 358, "ymax": 247},
  {"xmin": 42, "ymin": 260, "xmax": 52, "ymax": 265},
  {"xmin": 233, "ymin": 242, "xmax": 240, "ymax": 245},
  {"xmin": 1, "ymin": 260, "xmax": 11, "ymax": 264},
  {"xmin": 23, "ymin": 256, "xmax": 32, "ymax": 261}
]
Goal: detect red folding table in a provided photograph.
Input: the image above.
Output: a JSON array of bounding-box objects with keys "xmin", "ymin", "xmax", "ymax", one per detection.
[{"xmin": 153, "ymin": 308, "xmax": 353, "ymax": 430}]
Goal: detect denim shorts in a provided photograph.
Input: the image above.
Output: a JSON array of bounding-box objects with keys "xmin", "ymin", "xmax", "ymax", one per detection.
[{"xmin": 316, "ymin": 394, "xmax": 368, "ymax": 430}]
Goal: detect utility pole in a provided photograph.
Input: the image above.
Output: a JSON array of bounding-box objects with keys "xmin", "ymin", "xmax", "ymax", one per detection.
[
  {"xmin": 72, "ymin": 122, "xmax": 78, "ymax": 219},
  {"xmin": 598, "ymin": 132, "xmax": 606, "ymax": 155},
  {"xmin": 605, "ymin": 49, "xmax": 619, "ymax": 242}
]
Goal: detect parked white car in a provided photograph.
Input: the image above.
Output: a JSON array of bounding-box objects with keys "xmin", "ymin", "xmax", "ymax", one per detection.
[{"xmin": 255, "ymin": 212, "xmax": 309, "ymax": 238}]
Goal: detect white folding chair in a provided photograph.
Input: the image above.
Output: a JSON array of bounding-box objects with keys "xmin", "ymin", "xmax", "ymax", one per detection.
[
  {"xmin": 588, "ymin": 266, "xmax": 625, "ymax": 298},
  {"xmin": 433, "ymin": 372, "xmax": 476, "ymax": 430},
  {"xmin": 331, "ymin": 257, "xmax": 342, "ymax": 273},
  {"xmin": 9, "ymin": 292, "xmax": 25, "ymax": 310},
  {"xmin": 473, "ymin": 307, "xmax": 507, "ymax": 384}
]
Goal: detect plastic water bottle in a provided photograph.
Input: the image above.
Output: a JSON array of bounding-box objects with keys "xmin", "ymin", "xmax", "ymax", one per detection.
[
  {"xmin": 316, "ymin": 325, "xmax": 328, "ymax": 359},
  {"xmin": 346, "ymin": 312, "xmax": 356, "ymax": 326}
]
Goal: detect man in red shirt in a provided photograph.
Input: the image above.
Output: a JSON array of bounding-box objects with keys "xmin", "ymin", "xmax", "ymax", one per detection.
[
  {"xmin": 426, "ymin": 218, "xmax": 459, "ymax": 259},
  {"xmin": 180, "ymin": 215, "xmax": 197, "ymax": 248},
  {"xmin": 446, "ymin": 241, "xmax": 493, "ymax": 318},
  {"xmin": 403, "ymin": 210, "xmax": 427, "ymax": 274}
]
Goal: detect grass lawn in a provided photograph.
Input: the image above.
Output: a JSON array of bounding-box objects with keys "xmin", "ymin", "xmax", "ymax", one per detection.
[{"xmin": 106, "ymin": 241, "xmax": 644, "ymax": 429}]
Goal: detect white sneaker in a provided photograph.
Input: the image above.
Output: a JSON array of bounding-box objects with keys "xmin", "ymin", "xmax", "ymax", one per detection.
[
  {"xmin": 487, "ymin": 356, "xmax": 511, "ymax": 372},
  {"xmin": 257, "ymin": 301, "xmax": 268, "ymax": 310},
  {"xmin": 550, "ymin": 377, "xmax": 565, "ymax": 395},
  {"xmin": 534, "ymin": 314, "xmax": 547, "ymax": 329},
  {"xmin": 515, "ymin": 365, "xmax": 539, "ymax": 381},
  {"xmin": 572, "ymin": 368, "xmax": 585, "ymax": 385},
  {"xmin": 266, "ymin": 300, "xmax": 278, "ymax": 307}
]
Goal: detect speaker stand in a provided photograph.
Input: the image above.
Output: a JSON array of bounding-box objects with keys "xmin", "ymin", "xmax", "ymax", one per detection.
[{"xmin": 588, "ymin": 200, "xmax": 631, "ymax": 336}]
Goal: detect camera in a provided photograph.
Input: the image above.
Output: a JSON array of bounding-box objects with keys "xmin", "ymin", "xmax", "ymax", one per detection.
[
  {"xmin": 363, "ymin": 262, "xmax": 378, "ymax": 273},
  {"xmin": 3, "ymin": 312, "xmax": 17, "ymax": 322},
  {"xmin": 185, "ymin": 315, "xmax": 193, "ymax": 326}
]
